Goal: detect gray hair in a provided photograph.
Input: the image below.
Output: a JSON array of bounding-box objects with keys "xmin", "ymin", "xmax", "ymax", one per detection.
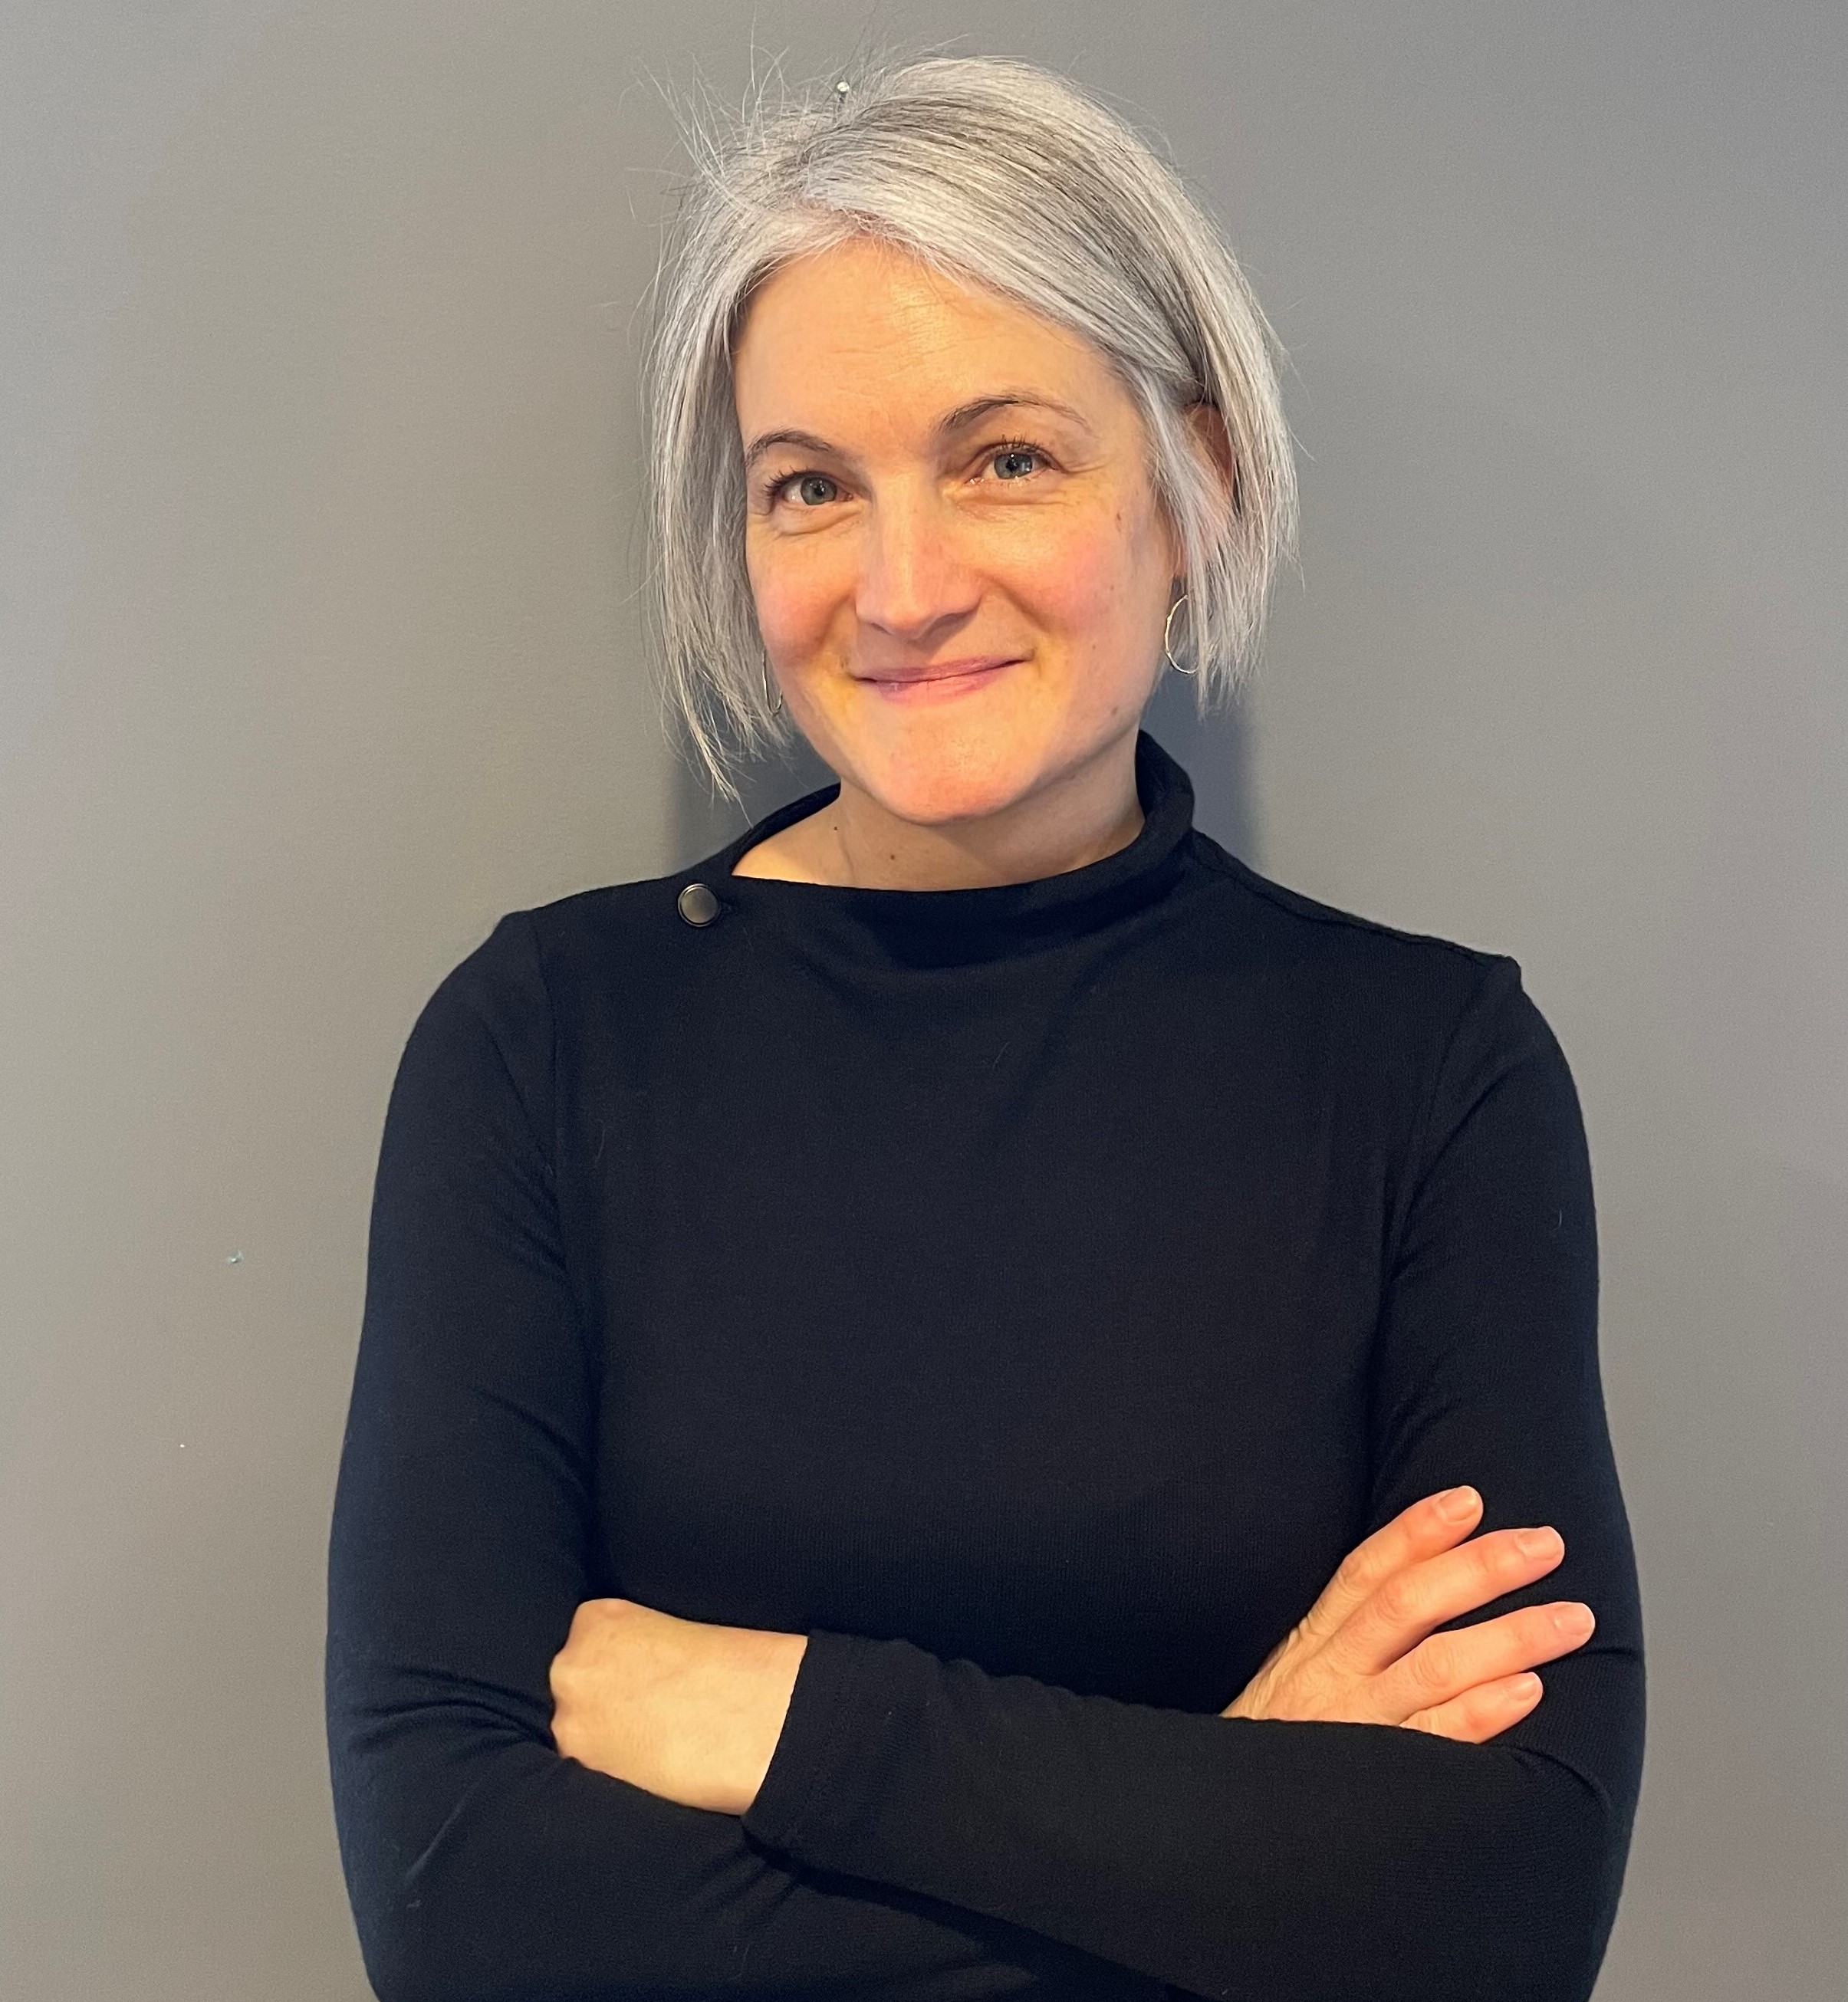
[{"xmin": 639, "ymin": 51, "xmax": 1298, "ymax": 807}]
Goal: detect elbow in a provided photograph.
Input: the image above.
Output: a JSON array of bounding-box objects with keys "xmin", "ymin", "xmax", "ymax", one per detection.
[
  {"xmin": 348, "ymin": 1892, "xmax": 530, "ymax": 2002},
  {"xmin": 343, "ymin": 1869, "xmax": 486, "ymax": 2002},
  {"xmin": 349, "ymin": 1921, "xmax": 438, "ymax": 2002},
  {"xmin": 333, "ymin": 1767, "xmax": 541, "ymax": 2002},
  {"xmin": 354, "ymin": 1944, "xmax": 511, "ymax": 2002},
  {"xmin": 1300, "ymin": 1744, "xmax": 1637, "ymax": 2002},
  {"xmin": 327, "ymin": 1655, "xmax": 608, "ymax": 2002},
  {"xmin": 1444, "ymin": 1750, "xmax": 1636, "ymax": 2002}
]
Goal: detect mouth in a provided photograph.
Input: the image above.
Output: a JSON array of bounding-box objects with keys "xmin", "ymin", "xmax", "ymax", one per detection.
[{"xmin": 858, "ymin": 657, "xmax": 1024, "ymax": 702}]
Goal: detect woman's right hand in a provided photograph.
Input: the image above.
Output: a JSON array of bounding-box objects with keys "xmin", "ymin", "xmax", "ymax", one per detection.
[{"xmin": 1220, "ymin": 1486, "xmax": 1596, "ymax": 1744}]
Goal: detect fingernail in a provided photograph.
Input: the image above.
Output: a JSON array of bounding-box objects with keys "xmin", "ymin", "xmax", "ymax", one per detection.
[
  {"xmin": 1517, "ymin": 1527, "xmax": 1564, "ymax": 1560},
  {"xmin": 1511, "ymin": 1673, "xmax": 1543, "ymax": 1701},
  {"xmin": 1435, "ymin": 1486, "xmax": 1480, "ymax": 1522},
  {"xmin": 1553, "ymin": 1603, "xmax": 1595, "ymax": 1637}
]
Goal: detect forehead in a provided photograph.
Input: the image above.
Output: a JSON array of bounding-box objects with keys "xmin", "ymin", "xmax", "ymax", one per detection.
[{"xmin": 732, "ymin": 238, "xmax": 1119, "ymax": 426}]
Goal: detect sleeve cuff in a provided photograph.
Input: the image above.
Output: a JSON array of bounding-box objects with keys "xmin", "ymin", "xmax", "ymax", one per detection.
[{"xmin": 741, "ymin": 1627, "xmax": 929, "ymax": 1855}]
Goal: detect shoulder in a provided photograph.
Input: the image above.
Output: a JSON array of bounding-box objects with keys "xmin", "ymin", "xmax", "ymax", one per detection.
[
  {"xmin": 1182, "ymin": 830, "xmax": 1535, "ymax": 1035},
  {"xmin": 1177, "ymin": 833, "xmax": 1581, "ymax": 1155},
  {"xmin": 1186, "ymin": 830, "xmax": 1498, "ymax": 972},
  {"xmin": 390, "ymin": 876, "xmax": 692, "ymax": 1146},
  {"xmin": 1179, "ymin": 843, "xmax": 1588, "ymax": 1217},
  {"xmin": 416, "ymin": 870, "xmax": 711, "ymax": 1044}
]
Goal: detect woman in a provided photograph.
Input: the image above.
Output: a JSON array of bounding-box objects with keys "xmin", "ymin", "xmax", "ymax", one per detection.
[{"xmin": 326, "ymin": 54, "xmax": 1643, "ymax": 2002}]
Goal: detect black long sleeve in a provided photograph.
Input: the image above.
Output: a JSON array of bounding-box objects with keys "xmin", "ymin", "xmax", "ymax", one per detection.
[
  {"xmin": 738, "ymin": 953, "xmax": 1644, "ymax": 2002},
  {"xmin": 324, "ymin": 914, "xmax": 1171, "ymax": 2002},
  {"xmin": 327, "ymin": 730, "xmax": 1643, "ymax": 2002}
]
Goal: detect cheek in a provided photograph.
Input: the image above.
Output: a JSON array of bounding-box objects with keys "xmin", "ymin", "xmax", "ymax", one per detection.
[
  {"xmin": 746, "ymin": 543, "xmax": 842, "ymax": 662},
  {"xmin": 1024, "ymin": 514, "xmax": 1149, "ymax": 638}
]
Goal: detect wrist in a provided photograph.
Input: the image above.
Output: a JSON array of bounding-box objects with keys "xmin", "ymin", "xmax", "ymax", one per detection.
[{"xmin": 736, "ymin": 1629, "xmax": 808, "ymax": 1813}]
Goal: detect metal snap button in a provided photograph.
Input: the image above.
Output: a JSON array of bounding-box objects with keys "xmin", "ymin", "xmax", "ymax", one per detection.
[{"xmin": 677, "ymin": 881, "xmax": 719, "ymax": 927}]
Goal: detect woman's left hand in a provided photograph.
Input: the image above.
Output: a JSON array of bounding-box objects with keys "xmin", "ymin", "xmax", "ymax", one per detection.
[
  {"xmin": 547, "ymin": 1597, "xmax": 809, "ymax": 1815},
  {"xmin": 1220, "ymin": 1487, "xmax": 1592, "ymax": 1741}
]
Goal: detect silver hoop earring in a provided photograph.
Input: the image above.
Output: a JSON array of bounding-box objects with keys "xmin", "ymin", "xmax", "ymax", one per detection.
[
  {"xmin": 1163, "ymin": 592, "xmax": 1196, "ymax": 676},
  {"xmin": 762, "ymin": 659, "xmax": 784, "ymax": 717}
]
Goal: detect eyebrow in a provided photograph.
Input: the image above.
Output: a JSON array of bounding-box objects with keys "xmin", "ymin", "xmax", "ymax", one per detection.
[{"xmin": 742, "ymin": 393, "xmax": 1095, "ymax": 475}]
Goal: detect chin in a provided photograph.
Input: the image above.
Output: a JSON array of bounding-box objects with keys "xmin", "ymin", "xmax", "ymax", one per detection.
[{"xmin": 840, "ymin": 725, "xmax": 1053, "ymax": 827}]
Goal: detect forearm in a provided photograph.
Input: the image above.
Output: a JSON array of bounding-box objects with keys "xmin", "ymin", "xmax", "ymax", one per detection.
[
  {"xmin": 739, "ymin": 1627, "xmax": 1642, "ymax": 2002},
  {"xmin": 329, "ymin": 1644, "xmax": 1175, "ymax": 2002}
]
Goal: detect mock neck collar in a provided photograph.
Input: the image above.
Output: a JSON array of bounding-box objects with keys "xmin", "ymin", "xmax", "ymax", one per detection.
[{"xmin": 685, "ymin": 730, "xmax": 1196, "ymax": 962}]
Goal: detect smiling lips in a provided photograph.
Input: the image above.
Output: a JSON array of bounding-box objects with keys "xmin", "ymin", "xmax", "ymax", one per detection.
[{"xmin": 860, "ymin": 656, "xmax": 1022, "ymax": 699}]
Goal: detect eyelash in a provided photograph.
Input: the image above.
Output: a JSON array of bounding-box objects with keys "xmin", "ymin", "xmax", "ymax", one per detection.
[{"xmin": 758, "ymin": 436, "xmax": 1054, "ymax": 509}]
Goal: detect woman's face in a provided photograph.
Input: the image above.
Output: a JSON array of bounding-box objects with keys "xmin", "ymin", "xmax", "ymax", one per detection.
[{"xmin": 733, "ymin": 236, "xmax": 1202, "ymax": 830}]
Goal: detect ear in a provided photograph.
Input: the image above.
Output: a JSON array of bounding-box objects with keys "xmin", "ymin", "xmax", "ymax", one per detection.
[
  {"xmin": 1161, "ymin": 403, "xmax": 1239, "ymax": 583},
  {"xmin": 1183, "ymin": 400, "xmax": 1238, "ymax": 505}
]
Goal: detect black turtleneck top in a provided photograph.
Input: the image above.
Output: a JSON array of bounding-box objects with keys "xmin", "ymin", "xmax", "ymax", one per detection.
[{"xmin": 325, "ymin": 729, "xmax": 1644, "ymax": 2002}]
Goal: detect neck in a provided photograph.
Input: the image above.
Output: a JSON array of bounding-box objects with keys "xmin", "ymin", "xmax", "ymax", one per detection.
[{"xmin": 798, "ymin": 731, "xmax": 1146, "ymax": 892}]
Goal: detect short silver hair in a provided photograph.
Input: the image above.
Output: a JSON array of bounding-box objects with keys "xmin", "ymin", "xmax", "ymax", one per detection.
[{"xmin": 640, "ymin": 51, "xmax": 1298, "ymax": 807}]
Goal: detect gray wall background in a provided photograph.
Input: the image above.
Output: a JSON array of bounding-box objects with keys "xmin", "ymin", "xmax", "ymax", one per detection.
[{"xmin": 3, "ymin": 4, "xmax": 1841, "ymax": 1997}]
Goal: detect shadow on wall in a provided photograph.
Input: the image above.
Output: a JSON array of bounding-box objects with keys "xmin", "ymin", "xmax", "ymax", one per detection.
[{"xmin": 667, "ymin": 666, "xmax": 1262, "ymax": 871}]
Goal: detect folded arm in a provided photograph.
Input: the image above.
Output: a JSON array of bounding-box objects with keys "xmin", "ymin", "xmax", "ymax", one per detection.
[
  {"xmin": 325, "ymin": 912, "xmax": 1167, "ymax": 2002},
  {"xmin": 737, "ymin": 958, "xmax": 1646, "ymax": 2002}
]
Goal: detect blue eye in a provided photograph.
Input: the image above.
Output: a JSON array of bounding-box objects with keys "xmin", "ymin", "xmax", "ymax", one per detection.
[
  {"xmin": 764, "ymin": 472, "xmax": 839, "ymax": 508},
  {"xmin": 988, "ymin": 439, "xmax": 1048, "ymax": 480}
]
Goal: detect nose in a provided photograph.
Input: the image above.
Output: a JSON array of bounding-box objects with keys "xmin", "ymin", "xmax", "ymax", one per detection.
[{"xmin": 853, "ymin": 482, "xmax": 982, "ymax": 646}]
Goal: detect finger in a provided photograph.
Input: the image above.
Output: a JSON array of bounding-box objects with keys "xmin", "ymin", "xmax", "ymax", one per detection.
[
  {"xmin": 1330, "ymin": 1524, "xmax": 1569, "ymax": 1676},
  {"xmin": 1401, "ymin": 1672, "xmax": 1546, "ymax": 1745},
  {"xmin": 1296, "ymin": 1487, "xmax": 1485, "ymax": 1644},
  {"xmin": 1376, "ymin": 1600, "xmax": 1596, "ymax": 1723}
]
